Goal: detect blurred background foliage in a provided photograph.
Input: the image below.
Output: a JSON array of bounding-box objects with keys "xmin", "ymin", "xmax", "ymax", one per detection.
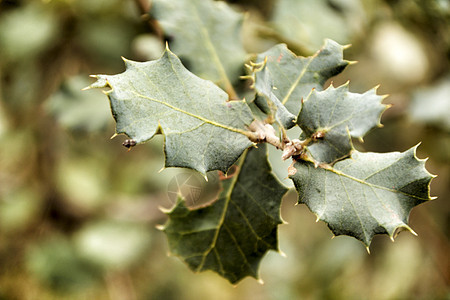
[{"xmin": 0, "ymin": 0, "xmax": 448, "ymax": 299}]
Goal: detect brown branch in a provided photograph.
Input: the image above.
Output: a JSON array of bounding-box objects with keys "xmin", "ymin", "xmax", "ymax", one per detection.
[
  {"xmin": 247, "ymin": 120, "xmax": 283, "ymax": 148},
  {"xmin": 247, "ymin": 120, "xmax": 309, "ymax": 161}
]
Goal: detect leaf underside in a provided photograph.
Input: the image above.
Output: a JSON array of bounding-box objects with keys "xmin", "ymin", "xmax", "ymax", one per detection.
[
  {"xmin": 290, "ymin": 146, "xmax": 434, "ymax": 246},
  {"xmin": 151, "ymin": 0, "xmax": 246, "ymax": 92},
  {"xmin": 298, "ymin": 83, "xmax": 387, "ymax": 164},
  {"xmin": 89, "ymin": 48, "xmax": 253, "ymax": 174},
  {"xmin": 162, "ymin": 145, "xmax": 288, "ymax": 284},
  {"xmin": 254, "ymin": 39, "xmax": 350, "ymax": 117}
]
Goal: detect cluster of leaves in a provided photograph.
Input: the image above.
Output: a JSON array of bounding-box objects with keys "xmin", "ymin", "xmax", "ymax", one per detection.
[{"xmin": 88, "ymin": 0, "xmax": 434, "ymax": 284}]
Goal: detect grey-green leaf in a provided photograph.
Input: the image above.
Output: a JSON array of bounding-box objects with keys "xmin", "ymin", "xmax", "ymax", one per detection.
[
  {"xmin": 89, "ymin": 48, "xmax": 254, "ymax": 174},
  {"xmin": 298, "ymin": 83, "xmax": 387, "ymax": 164},
  {"xmin": 151, "ymin": 0, "xmax": 246, "ymax": 96},
  {"xmin": 254, "ymin": 39, "xmax": 350, "ymax": 116},
  {"xmin": 290, "ymin": 146, "xmax": 435, "ymax": 247},
  {"xmin": 161, "ymin": 145, "xmax": 288, "ymax": 284},
  {"xmin": 252, "ymin": 62, "xmax": 296, "ymax": 129}
]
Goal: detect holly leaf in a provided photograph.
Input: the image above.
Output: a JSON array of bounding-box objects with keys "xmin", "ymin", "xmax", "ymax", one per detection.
[
  {"xmin": 151, "ymin": 0, "xmax": 246, "ymax": 96},
  {"xmin": 298, "ymin": 83, "xmax": 387, "ymax": 164},
  {"xmin": 252, "ymin": 62, "xmax": 296, "ymax": 129},
  {"xmin": 254, "ymin": 39, "xmax": 350, "ymax": 116},
  {"xmin": 289, "ymin": 146, "xmax": 435, "ymax": 247},
  {"xmin": 88, "ymin": 47, "xmax": 254, "ymax": 175},
  {"xmin": 161, "ymin": 145, "xmax": 288, "ymax": 284}
]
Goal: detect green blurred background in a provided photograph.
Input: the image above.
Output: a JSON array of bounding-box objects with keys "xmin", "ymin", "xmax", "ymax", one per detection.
[{"xmin": 0, "ymin": 0, "xmax": 448, "ymax": 299}]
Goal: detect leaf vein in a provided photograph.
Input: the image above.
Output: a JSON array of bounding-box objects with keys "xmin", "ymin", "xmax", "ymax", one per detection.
[
  {"xmin": 281, "ymin": 57, "xmax": 314, "ymax": 105},
  {"xmin": 329, "ymin": 167, "xmax": 430, "ymax": 201}
]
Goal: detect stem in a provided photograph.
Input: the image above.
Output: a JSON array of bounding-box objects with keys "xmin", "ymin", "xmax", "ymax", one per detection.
[
  {"xmin": 247, "ymin": 120, "xmax": 309, "ymax": 161},
  {"xmin": 247, "ymin": 120, "xmax": 285, "ymax": 149},
  {"xmin": 281, "ymin": 139, "xmax": 305, "ymax": 160}
]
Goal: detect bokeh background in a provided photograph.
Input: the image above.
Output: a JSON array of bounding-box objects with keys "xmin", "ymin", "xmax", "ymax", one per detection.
[{"xmin": 0, "ymin": 0, "xmax": 448, "ymax": 299}]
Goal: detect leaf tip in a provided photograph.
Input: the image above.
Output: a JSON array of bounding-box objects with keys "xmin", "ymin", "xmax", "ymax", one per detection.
[
  {"xmin": 342, "ymin": 43, "xmax": 352, "ymax": 50},
  {"xmin": 158, "ymin": 166, "xmax": 165, "ymax": 173},
  {"xmin": 257, "ymin": 278, "xmax": 265, "ymax": 285},
  {"xmin": 155, "ymin": 224, "xmax": 165, "ymax": 231},
  {"xmin": 348, "ymin": 60, "xmax": 358, "ymax": 65},
  {"xmin": 365, "ymin": 246, "xmax": 371, "ymax": 254},
  {"xmin": 110, "ymin": 133, "xmax": 118, "ymax": 140},
  {"xmin": 158, "ymin": 205, "xmax": 171, "ymax": 214},
  {"xmin": 373, "ymin": 83, "xmax": 381, "ymax": 91},
  {"xmin": 428, "ymin": 172, "xmax": 438, "ymax": 179},
  {"xmin": 393, "ymin": 225, "xmax": 418, "ymax": 239},
  {"xmin": 121, "ymin": 56, "xmax": 133, "ymax": 66},
  {"xmin": 279, "ymin": 250, "xmax": 287, "ymax": 258},
  {"xmin": 409, "ymin": 227, "xmax": 418, "ymax": 237},
  {"xmin": 240, "ymin": 75, "xmax": 252, "ymax": 80}
]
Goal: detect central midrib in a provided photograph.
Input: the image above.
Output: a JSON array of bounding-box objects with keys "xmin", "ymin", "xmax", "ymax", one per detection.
[
  {"xmin": 131, "ymin": 90, "xmax": 250, "ymax": 136},
  {"xmin": 281, "ymin": 57, "xmax": 314, "ymax": 105}
]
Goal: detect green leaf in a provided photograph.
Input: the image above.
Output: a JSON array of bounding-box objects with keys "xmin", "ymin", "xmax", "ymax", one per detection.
[
  {"xmin": 254, "ymin": 39, "xmax": 350, "ymax": 116},
  {"xmin": 251, "ymin": 62, "xmax": 297, "ymax": 129},
  {"xmin": 88, "ymin": 48, "xmax": 254, "ymax": 174},
  {"xmin": 161, "ymin": 144, "xmax": 288, "ymax": 284},
  {"xmin": 289, "ymin": 146, "xmax": 435, "ymax": 247},
  {"xmin": 151, "ymin": 0, "xmax": 246, "ymax": 96},
  {"xmin": 298, "ymin": 83, "xmax": 387, "ymax": 164}
]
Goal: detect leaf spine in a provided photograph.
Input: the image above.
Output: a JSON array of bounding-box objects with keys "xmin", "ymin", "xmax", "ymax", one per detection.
[{"xmin": 155, "ymin": 224, "xmax": 165, "ymax": 231}]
